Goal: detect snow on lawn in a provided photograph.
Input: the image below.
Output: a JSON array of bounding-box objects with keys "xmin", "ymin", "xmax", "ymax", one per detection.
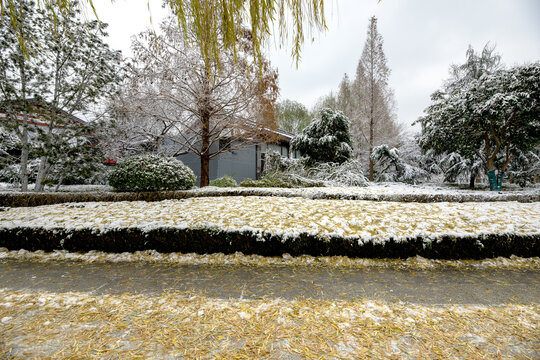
[
  {"xmin": 1, "ymin": 196, "xmax": 538, "ymax": 241},
  {"xmin": 0, "ymin": 289, "xmax": 538, "ymax": 359}
]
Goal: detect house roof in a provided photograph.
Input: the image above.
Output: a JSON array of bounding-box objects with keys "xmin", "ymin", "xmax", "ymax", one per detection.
[{"xmin": 0, "ymin": 98, "xmax": 85, "ymax": 126}]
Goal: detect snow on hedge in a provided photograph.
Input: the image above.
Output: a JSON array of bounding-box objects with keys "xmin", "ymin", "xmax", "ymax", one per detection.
[
  {"xmin": 1, "ymin": 196, "xmax": 538, "ymax": 242},
  {"xmin": 198, "ymin": 183, "xmax": 540, "ymax": 202}
]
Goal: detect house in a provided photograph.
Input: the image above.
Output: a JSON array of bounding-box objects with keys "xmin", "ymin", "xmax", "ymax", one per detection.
[
  {"xmin": 0, "ymin": 98, "xmax": 86, "ymax": 128},
  {"xmin": 176, "ymin": 128, "xmax": 299, "ymax": 186},
  {"xmin": 0, "ymin": 98, "xmax": 86, "ymax": 155},
  {"xmin": 0, "ymin": 98, "xmax": 118, "ymax": 165}
]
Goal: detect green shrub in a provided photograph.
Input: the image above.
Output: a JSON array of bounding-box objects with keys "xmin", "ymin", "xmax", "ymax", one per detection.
[
  {"xmin": 108, "ymin": 154, "xmax": 196, "ymax": 191},
  {"xmin": 209, "ymin": 175, "xmax": 238, "ymax": 187}
]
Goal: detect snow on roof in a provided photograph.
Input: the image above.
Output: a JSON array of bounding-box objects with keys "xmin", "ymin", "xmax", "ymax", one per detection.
[{"xmin": 0, "ymin": 98, "xmax": 85, "ymax": 126}]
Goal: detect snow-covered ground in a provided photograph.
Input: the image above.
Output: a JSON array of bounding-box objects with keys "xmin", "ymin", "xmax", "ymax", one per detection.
[{"xmin": 1, "ymin": 196, "xmax": 538, "ymax": 242}]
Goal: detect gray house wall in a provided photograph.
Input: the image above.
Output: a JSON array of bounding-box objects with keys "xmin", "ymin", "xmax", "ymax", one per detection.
[{"xmin": 176, "ymin": 141, "xmax": 294, "ymax": 186}]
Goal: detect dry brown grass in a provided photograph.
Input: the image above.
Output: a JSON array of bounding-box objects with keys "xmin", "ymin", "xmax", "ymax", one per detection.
[
  {"xmin": 1, "ymin": 289, "xmax": 538, "ymax": 359},
  {"xmin": 2, "ymin": 249, "xmax": 540, "ymax": 270}
]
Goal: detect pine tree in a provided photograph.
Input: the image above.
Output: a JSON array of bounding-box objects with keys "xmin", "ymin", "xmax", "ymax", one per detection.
[{"xmin": 291, "ymin": 108, "xmax": 352, "ymax": 165}]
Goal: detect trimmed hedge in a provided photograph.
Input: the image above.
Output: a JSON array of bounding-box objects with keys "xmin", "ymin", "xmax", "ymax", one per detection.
[
  {"xmin": 1, "ymin": 188, "xmax": 539, "ymax": 208},
  {"xmin": 0, "ymin": 226, "xmax": 538, "ymax": 259},
  {"xmin": 109, "ymin": 154, "xmax": 196, "ymax": 191}
]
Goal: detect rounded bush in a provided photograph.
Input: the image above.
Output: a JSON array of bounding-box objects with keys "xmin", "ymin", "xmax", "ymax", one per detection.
[
  {"xmin": 108, "ymin": 154, "xmax": 196, "ymax": 191},
  {"xmin": 209, "ymin": 175, "xmax": 238, "ymax": 187}
]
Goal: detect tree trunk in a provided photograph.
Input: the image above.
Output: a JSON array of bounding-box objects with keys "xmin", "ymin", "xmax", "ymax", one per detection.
[
  {"xmin": 469, "ymin": 171, "xmax": 476, "ymax": 189},
  {"xmin": 468, "ymin": 161, "xmax": 477, "ymax": 189},
  {"xmin": 199, "ymin": 113, "xmax": 211, "ymax": 187},
  {"xmin": 19, "ymin": 116, "xmax": 30, "ymax": 192},
  {"xmin": 34, "ymin": 156, "xmax": 50, "ymax": 192},
  {"xmin": 369, "ymin": 119, "xmax": 374, "ymax": 181},
  {"xmin": 368, "ymin": 77, "xmax": 374, "ymax": 182},
  {"xmin": 17, "ymin": 58, "xmax": 30, "ymax": 192}
]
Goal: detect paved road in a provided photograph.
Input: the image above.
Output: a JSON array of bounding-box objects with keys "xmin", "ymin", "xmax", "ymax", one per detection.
[{"xmin": 1, "ymin": 259, "xmax": 538, "ymax": 304}]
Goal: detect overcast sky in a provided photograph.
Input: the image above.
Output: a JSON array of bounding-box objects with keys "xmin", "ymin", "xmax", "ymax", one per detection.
[{"xmin": 91, "ymin": 0, "xmax": 540, "ymax": 134}]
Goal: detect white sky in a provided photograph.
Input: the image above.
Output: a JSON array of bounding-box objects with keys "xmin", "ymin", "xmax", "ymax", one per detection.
[{"xmin": 90, "ymin": 0, "xmax": 540, "ymax": 134}]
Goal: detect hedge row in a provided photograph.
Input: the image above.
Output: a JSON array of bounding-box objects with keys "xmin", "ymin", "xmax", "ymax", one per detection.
[
  {"xmin": 0, "ymin": 227, "xmax": 538, "ymax": 259},
  {"xmin": 1, "ymin": 188, "xmax": 539, "ymax": 207}
]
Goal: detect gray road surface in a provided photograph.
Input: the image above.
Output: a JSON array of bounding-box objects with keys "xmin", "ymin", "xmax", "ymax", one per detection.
[{"xmin": 1, "ymin": 259, "xmax": 538, "ymax": 304}]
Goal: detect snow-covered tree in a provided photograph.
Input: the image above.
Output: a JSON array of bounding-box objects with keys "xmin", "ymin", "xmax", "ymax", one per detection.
[
  {"xmin": 291, "ymin": 108, "xmax": 352, "ymax": 165},
  {"xmin": 276, "ymin": 99, "xmax": 310, "ymax": 134},
  {"xmin": 438, "ymin": 152, "xmax": 484, "ymax": 186},
  {"xmin": 416, "ymin": 44, "xmax": 505, "ymax": 189},
  {"xmin": 0, "ymin": 0, "xmax": 121, "ymax": 191},
  {"xmin": 417, "ymin": 63, "xmax": 540, "ymax": 190},
  {"xmin": 318, "ymin": 17, "xmax": 402, "ymax": 175},
  {"xmin": 506, "ymin": 149, "xmax": 540, "ymax": 187},
  {"xmin": 355, "ymin": 16, "xmax": 402, "ymax": 180},
  {"xmin": 116, "ymin": 15, "xmax": 279, "ymax": 187},
  {"xmin": 371, "ymin": 144, "xmax": 428, "ymax": 184}
]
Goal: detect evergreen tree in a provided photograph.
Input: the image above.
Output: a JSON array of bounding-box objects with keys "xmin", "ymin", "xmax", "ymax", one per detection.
[
  {"xmin": 417, "ymin": 63, "xmax": 540, "ymax": 190},
  {"xmin": 324, "ymin": 16, "xmax": 402, "ymax": 178},
  {"xmin": 0, "ymin": 0, "xmax": 121, "ymax": 191},
  {"xmin": 427, "ymin": 43, "xmax": 502, "ymax": 188},
  {"xmin": 291, "ymin": 108, "xmax": 352, "ymax": 165}
]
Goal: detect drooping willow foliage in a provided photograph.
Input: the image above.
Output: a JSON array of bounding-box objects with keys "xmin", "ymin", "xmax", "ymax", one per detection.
[{"xmin": 0, "ymin": 0, "xmax": 328, "ymax": 68}]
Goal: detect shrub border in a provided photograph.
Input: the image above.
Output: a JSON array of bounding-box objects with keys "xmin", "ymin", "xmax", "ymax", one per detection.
[
  {"xmin": 0, "ymin": 227, "xmax": 538, "ymax": 259},
  {"xmin": 1, "ymin": 188, "xmax": 539, "ymax": 207}
]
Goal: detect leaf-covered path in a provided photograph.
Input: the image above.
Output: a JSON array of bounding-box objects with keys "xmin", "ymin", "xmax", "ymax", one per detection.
[
  {"xmin": 1, "ymin": 258, "xmax": 539, "ymax": 304},
  {"xmin": 1, "ymin": 254, "xmax": 539, "ymax": 358}
]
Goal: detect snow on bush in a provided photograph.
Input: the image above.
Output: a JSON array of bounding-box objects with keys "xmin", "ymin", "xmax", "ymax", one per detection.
[
  {"xmin": 108, "ymin": 154, "xmax": 196, "ymax": 191},
  {"xmin": 209, "ymin": 175, "xmax": 238, "ymax": 187},
  {"xmin": 264, "ymin": 151, "xmax": 367, "ymax": 187},
  {"xmin": 308, "ymin": 159, "xmax": 368, "ymax": 186},
  {"xmin": 371, "ymin": 145, "xmax": 429, "ymax": 184},
  {"xmin": 291, "ymin": 108, "xmax": 353, "ymax": 165}
]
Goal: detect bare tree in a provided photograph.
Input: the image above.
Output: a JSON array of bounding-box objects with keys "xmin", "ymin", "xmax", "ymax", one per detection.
[
  {"xmin": 355, "ymin": 16, "xmax": 401, "ymax": 181},
  {"xmin": 116, "ymin": 16, "xmax": 279, "ymax": 187}
]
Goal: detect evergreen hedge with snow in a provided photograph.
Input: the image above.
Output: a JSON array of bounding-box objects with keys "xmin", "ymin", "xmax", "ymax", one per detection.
[
  {"xmin": 108, "ymin": 154, "xmax": 195, "ymax": 191},
  {"xmin": 291, "ymin": 108, "xmax": 353, "ymax": 165}
]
